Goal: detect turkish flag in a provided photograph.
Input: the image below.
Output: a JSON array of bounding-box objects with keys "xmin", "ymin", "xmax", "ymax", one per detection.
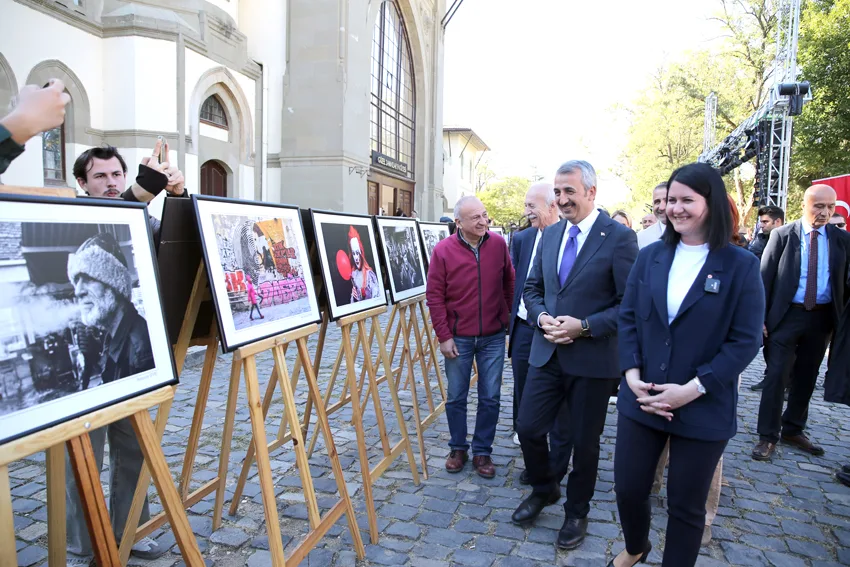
[{"xmin": 814, "ymin": 174, "xmax": 850, "ymax": 218}]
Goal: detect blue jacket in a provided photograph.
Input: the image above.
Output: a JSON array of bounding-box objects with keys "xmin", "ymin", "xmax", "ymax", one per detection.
[{"xmin": 617, "ymin": 241, "xmax": 764, "ymax": 441}]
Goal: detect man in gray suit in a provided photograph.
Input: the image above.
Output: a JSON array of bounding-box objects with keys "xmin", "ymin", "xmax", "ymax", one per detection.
[{"xmin": 511, "ymin": 160, "xmax": 639, "ymax": 550}]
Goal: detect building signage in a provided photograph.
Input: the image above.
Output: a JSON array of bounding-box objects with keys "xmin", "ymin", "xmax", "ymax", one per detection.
[{"xmin": 371, "ymin": 151, "xmax": 408, "ymax": 176}]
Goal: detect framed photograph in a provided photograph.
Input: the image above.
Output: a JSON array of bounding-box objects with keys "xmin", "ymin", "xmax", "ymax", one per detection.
[
  {"xmin": 417, "ymin": 221, "xmax": 451, "ymax": 265},
  {"xmin": 193, "ymin": 196, "xmax": 322, "ymax": 353},
  {"xmin": 0, "ymin": 195, "xmax": 176, "ymax": 445},
  {"xmin": 491, "ymin": 226, "xmax": 505, "ymax": 237},
  {"xmin": 375, "ymin": 217, "xmax": 427, "ymax": 303},
  {"xmin": 311, "ymin": 210, "xmax": 387, "ymax": 321}
]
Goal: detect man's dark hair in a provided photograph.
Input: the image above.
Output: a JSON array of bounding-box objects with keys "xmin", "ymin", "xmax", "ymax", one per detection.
[
  {"xmin": 661, "ymin": 163, "xmax": 733, "ymax": 251},
  {"xmin": 832, "ymin": 212, "xmax": 846, "ymax": 220},
  {"xmin": 73, "ymin": 145, "xmax": 128, "ymax": 182},
  {"xmin": 757, "ymin": 205, "xmax": 785, "ymax": 223}
]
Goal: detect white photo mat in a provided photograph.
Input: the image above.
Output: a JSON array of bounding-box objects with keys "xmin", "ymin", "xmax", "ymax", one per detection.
[{"xmin": 376, "ymin": 217, "xmax": 427, "ymax": 303}]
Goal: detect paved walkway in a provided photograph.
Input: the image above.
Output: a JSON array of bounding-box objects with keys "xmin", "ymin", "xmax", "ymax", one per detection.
[{"xmin": 10, "ymin": 316, "xmax": 850, "ymax": 566}]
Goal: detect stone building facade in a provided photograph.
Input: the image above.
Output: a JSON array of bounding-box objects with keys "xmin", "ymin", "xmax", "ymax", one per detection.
[{"xmin": 0, "ymin": 0, "xmax": 446, "ymax": 219}]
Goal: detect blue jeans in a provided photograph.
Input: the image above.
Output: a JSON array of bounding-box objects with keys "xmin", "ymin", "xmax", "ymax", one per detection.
[{"xmin": 445, "ymin": 333, "xmax": 505, "ymax": 456}]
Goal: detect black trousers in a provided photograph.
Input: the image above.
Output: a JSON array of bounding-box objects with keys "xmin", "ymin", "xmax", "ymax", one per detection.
[
  {"xmin": 615, "ymin": 415, "xmax": 727, "ymax": 567},
  {"xmin": 757, "ymin": 306, "xmax": 832, "ymax": 443},
  {"xmin": 516, "ymin": 353, "xmax": 616, "ymax": 519},
  {"xmin": 510, "ymin": 319, "xmax": 573, "ymax": 481}
]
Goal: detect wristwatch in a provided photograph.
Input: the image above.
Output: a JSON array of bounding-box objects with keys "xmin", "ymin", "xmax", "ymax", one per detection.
[
  {"xmin": 579, "ymin": 319, "xmax": 591, "ymax": 338},
  {"xmin": 693, "ymin": 377, "xmax": 706, "ymax": 395}
]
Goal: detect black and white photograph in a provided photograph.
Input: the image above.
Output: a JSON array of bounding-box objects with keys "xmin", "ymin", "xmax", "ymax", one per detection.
[
  {"xmin": 0, "ymin": 196, "xmax": 175, "ymax": 445},
  {"xmin": 376, "ymin": 217, "xmax": 427, "ymax": 303},
  {"xmin": 491, "ymin": 226, "xmax": 505, "ymax": 237},
  {"xmin": 417, "ymin": 221, "xmax": 451, "ymax": 265},
  {"xmin": 311, "ymin": 210, "xmax": 387, "ymax": 321},
  {"xmin": 194, "ymin": 196, "xmax": 322, "ymax": 352}
]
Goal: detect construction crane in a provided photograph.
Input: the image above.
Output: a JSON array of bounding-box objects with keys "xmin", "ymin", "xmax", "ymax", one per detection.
[{"xmin": 699, "ymin": 0, "xmax": 810, "ymax": 212}]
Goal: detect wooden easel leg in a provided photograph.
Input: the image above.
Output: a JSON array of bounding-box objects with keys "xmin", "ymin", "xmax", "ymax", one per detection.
[
  {"xmin": 399, "ymin": 307, "xmax": 428, "ymax": 479},
  {"xmin": 341, "ymin": 323, "xmax": 379, "ymax": 544},
  {"xmin": 229, "ymin": 364, "xmax": 280, "ymax": 515},
  {"xmin": 357, "ymin": 319, "xmax": 392, "ymax": 457},
  {"xmin": 214, "ymin": 356, "xmax": 242, "ymax": 530},
  {"xmin": 419, "ymin": 302, "xmax": 447, "ymax": 403},
  {"xmin": 372, "ymin": 316, "xmax": 421, "ymax": 486},
  {"xmin": 118, "ymin": 391, "xmax": 174, "ymax": 564},
  {"xmin": 300, "ymin": 312, "xmax": 328, "ymax": 438},
  {"xmin": 180, "ymin": 338, "xmax": 219, "ymax": 498},
  {"xmin": 271, "ymin": 345, "xmax": 321, "ymax": 530},
  {"xmin": 67, "ymin": 433, "xmax": 121, "ymax": 567},
  {"xmin": 296, "ymin": 337, "xmax": 365, "ymax": 559},
  {"xmin": 46, "ymin": 445, "xmax": 66, "ymax": 567},
  {"xmin": 0, "ymin": 466, "xmax": 18, "ymax": 567},
  {"xmin": 129, "ymin": 411, "xmax": 204, "ymax": 566},
  {"xmin": 242, "ymin": 356, "xmax": 287, "ymax": 567}
]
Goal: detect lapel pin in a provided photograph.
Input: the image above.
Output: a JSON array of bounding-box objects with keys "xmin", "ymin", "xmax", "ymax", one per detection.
[{"xmin": 601, "ymin": 232, "xmax": 605, "ymax": 236}]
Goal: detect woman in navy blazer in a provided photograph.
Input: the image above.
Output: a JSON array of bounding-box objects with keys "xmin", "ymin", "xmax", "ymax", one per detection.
[{"xmin": 609, "ymin": 163, "xmax": 764, "ymax": 567}]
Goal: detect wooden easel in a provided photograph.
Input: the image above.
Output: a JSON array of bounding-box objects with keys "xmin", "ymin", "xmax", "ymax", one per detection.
[
  {"xmin": 0, "ymin": 388, "xmax": 204, "ymax": 567},
  {"xmin": 219, "ymin": 324, "xmax": 365, "ymax": 566},
  {"xmin": 227, "ymin": 311, "xmax": 329, "ymax": 510},
  {"xmin": 334, "ymin": 305, "xmax": 421, "ymax": 543},
  {"xmin": 117, "ymin": 263, "xmax": 230, "ymax": 563}
]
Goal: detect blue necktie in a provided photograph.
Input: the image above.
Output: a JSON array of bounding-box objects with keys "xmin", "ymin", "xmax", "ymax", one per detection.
[{"xmin": 559, "ymin": 225, "xmax": 581, "ymax": 286}]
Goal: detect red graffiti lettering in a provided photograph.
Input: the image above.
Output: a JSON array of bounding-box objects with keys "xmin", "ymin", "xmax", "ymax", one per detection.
[{"xmin": 224, "ymin": 270, "xmax": 246, "ymax": 292}]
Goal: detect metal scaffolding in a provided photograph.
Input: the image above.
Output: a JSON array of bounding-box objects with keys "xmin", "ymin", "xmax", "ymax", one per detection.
[{"xmin": 699, "ymin": 0, "xmax": 807, "ymax": 211}]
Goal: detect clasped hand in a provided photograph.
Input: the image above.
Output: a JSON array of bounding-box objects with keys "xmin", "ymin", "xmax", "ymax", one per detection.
[
  {"xmin": 625, "ymin": 371, "xmax": 702, "ymax": 422},
  {"xmin": 540, "ymin": 314, "xmax": 582, "ymax": 344}
]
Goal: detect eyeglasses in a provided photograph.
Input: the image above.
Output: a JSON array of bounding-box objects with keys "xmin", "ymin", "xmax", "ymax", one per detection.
[{"xmin": 837, "ymin": 223, "xmax": 846, "ymax": 229}]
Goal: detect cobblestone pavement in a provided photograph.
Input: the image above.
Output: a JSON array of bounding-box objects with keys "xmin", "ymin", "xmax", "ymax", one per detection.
[{"xmin": 10, "ymin": 314, "xmax": 850, "ymax": 566}]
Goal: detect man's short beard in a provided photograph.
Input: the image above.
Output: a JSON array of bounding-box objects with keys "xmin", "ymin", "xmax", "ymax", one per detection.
[{"xmin": 81, "ymin": 289, "xmax": 119, "ymax": 329}]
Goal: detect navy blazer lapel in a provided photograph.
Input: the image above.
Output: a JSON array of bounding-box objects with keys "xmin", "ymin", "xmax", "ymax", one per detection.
[
  {"xmin": 791, "ymin": 221, "xmax": 802, "ymax": 280},
  {"xmin": 651, "ymin": 245, "xmax": 674, "ymax": 325},
  {"xmin": 563, "ymin": 215, "xmax": 611, "ymax": 290},
  {"xmin": 673, "ymin": 248, "xmax": 726, "ymax": 323}
]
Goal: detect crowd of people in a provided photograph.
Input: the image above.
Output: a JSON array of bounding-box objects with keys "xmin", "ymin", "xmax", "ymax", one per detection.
[{"xmin": 426, "ymin": 159, "xmax": 850, "ymax": 567}]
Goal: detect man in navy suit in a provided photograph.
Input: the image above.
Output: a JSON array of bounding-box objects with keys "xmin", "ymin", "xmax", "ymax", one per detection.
[
  {"xmin": 753, "ymin": 184, "xmax": 850, "ymax": 461},
  {"xmin": 509, "ymin": 182, "xmax": 571, "ymax": 485},
  {"xmin": 511, "ymin": 160, "xmax": 639, "ymax": 549}
]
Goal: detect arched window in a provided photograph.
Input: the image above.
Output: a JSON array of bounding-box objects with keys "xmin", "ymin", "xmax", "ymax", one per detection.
[
  {"xmin": 371, "ymin": 0, "xmax": 415, "ymax": 179},
  {"xmin": 42, "ymin": 124, "xmax": 65, "ymax": 185},
  {"xmin": 200, "ymin": 95, "xmax": 229, "ymax": 129}
]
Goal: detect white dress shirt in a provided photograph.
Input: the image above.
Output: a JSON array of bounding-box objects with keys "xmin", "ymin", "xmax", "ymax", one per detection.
[
  {"xmin": 517, "ymin": 230, "xmax": 542, "ymax": 321},
  {"xmin": 637, "ymin": 220, "xmax": 665, "ymax": 249},
  {"xmin": 557, "ymin": 208, "xmax": 600, "ymax": 264},
  {"xmin": 667, "ymin": 242, "xmax": 710, "ymax": 324},
  {"xmin": 536, "ymin": 209, "xmax": 601, "ymax": 327}
]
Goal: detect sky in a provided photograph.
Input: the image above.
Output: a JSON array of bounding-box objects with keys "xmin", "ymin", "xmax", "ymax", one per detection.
[{"xmin": 442, "ymin": 0, "xmax": 725, "ymax": 207}]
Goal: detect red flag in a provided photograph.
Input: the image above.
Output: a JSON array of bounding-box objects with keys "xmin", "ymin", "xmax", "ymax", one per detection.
[{"xmin": 814, "ymin": 174, "xmax": 850, "ymax": 218}]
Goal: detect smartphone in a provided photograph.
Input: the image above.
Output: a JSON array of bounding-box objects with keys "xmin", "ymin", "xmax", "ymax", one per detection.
[{"xmin": 157, "ymin": 135, "xmax": 166, "ymax": 163}]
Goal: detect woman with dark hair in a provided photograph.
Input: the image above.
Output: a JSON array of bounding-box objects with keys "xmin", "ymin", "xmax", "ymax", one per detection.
[{"xmin": 609, "ymin": 163, "xmax": 764, "ymax": 566}]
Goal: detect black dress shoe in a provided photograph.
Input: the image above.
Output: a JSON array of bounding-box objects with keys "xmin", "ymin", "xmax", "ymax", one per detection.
[
  {"xmin": 519, "ymin": 469, "xmax": 530, "ymax": 485},
  {"xmin": 557, "ymin": 516, "xmax": 588, "ymax": 549},
  {"xmin": 510, "ymin": 488, "xmax": 560, "ymax": 525},
  {"xmin": 750, "ymin": 379, "xmax": 765, "ymax": 391},
  {"xmin": 607, "ymin": 542, "xmax": 652, "ymax": 567},
  {"xmin": 838, "ymin": 471, "xmax": 850, "ymax": 488}
]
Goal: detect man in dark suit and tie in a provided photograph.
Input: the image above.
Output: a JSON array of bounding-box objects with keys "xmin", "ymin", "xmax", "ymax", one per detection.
[
  {"xmin": 509, "ymin": 182, "xmax": 571, "ymax": 484},
  {"xmin": 753, "ymin": 184, "xmax": 850, "ymax": 461},
  {"xmin": 511, "ymin": 160, "xmax": 639, "ymax": 550}
]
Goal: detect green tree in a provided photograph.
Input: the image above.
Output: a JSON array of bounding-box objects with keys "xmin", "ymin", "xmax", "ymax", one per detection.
[
  {"xmin": 478, "ymin": 177, "xmax": 529, "ymax": 226},
  {"xmin": 792, "ymin": 0, "xmax": 850, "ymax": 195}
]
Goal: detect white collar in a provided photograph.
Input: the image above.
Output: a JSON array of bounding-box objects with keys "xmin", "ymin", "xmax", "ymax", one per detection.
[
  {"xmin": 566, "ymin": 207, "xmax": 600, "ymax": 235},
  {"xmin": 801, "ymin": 220, "xmax": 825, "ymax": 236}
]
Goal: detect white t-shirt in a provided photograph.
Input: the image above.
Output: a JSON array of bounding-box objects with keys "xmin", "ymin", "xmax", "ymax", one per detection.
[{"xmin": 667, "ymin": 242, "xmax": 710, "ymax": 324}]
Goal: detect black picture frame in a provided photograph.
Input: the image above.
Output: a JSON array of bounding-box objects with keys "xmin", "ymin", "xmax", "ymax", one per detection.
[
  {"xmin": 193, "ymin": 195, "xmax": 322, "ymax": 353},
  {"xmin": 0, "ymin": 193, "xmax": 177, "ymax": 445},
  {"xmin": 374, "ymin": 216, "xmax": 427, "ymax": 303}
]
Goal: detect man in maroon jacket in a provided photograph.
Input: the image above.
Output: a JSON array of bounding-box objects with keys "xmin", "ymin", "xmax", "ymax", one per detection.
[{"xmin": 426, "ymin": 196, "xmax": 515, "ymax": 478}]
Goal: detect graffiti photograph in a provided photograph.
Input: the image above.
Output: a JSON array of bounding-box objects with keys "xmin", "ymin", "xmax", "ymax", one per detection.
[
  {"xmin": 311, "ymin": 211, "xmax": 387, "ymax": 321},
  {"xmin": 194, "ymin": 197, "xmax": 321, "ymax": 352},
  {"xmin": 376, "ymin": 217, "xmax": 427, "ymax": 303},
  {"xmin": 0, "ymin": 196, "xmax": 175, "ymax": 445},
  {"xmin": 417, "ymin": 221, "xmax": 451, "ymax": 264}
]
